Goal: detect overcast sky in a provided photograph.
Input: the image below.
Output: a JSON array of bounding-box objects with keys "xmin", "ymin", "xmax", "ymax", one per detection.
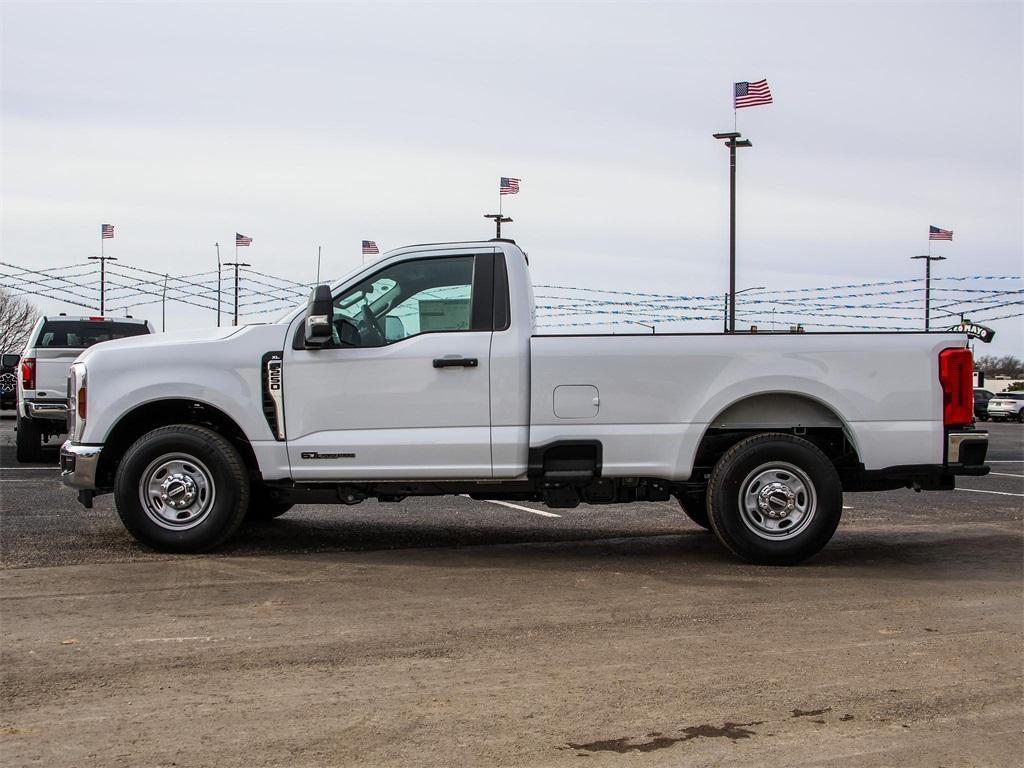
[{"xmin": 2, "ymin": 1, "xmax": 1022, "ymax": 352}]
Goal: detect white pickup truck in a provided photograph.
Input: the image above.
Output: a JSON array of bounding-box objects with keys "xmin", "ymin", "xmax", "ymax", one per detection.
[
  {"xmin": 17, "ymin": 315, "xmax": 153, "ymax": 461},
  {"xmin": 60, "ymin": 240, "xmax": 989, "ymax": 564}
]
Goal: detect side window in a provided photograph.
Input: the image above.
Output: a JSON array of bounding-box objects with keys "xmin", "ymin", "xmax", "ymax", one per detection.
[{"xmin": 331, "ymin": 256, "xmax": 476, "ymax": 348}]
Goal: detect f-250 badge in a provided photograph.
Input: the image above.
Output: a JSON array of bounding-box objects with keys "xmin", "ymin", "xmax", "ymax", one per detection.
[{"xmin": 262, "ymin": 352, "xmax": 286, "ymax": 440}]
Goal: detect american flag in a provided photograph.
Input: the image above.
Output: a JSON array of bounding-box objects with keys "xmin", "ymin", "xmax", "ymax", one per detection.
[
  {"xmin": 101, "ymin": 224, "xmax": 114, "ymax": 239},
  {"xmin": 734, "ymin": 79, "xmax": 773, "ymax": 109},
  {"xmin": 500, "ymin": 177, "xmax": 520, "ymax": 195},
  {"xmin": 236, "ymin": 232, "xmax": 253, "ymax": 247},
  {"xmin": 362, "ymin": 240, "xmax": 379, "ymax": 255},
  {"xmin": 929, "ymin": 225, "xmax": 953, "ymax": 241}
]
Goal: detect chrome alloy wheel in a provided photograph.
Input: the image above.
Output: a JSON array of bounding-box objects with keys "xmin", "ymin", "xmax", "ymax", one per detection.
[
  {"xmin": 738, "ymin": 461, "xmax": 817, "ymax": 541},
  {"xmin": 139, "ymin": 453, "xmax": 217, "ymax": 531}
]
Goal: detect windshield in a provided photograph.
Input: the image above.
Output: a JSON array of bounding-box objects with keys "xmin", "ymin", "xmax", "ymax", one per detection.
[{"xmin": 35, "ymin": 320, "xmax": 149, "ymax": 349}]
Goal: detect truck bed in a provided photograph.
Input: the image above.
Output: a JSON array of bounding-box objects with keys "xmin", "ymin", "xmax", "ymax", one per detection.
[{"xmin": 529, "ymin": 331, "xmax": 960, "ymax": 480}]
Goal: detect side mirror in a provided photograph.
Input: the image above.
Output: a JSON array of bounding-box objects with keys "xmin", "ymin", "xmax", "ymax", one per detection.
[
  {"xmin": 304, "ymin": 285, "xmax": 334, "ymax": 348},
  {"xmin": 1, "ymin": 354, "xmax": 19, "ymax": 368}
]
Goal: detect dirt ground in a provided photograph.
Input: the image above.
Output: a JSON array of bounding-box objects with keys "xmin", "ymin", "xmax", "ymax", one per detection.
[{"xmin": 2, "ymin": 419, "xmax": 1021, "ymax": 767}]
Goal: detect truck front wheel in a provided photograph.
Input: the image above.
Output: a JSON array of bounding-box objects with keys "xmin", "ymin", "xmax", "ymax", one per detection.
[
  {"xmin": 707, "ymin": 433, "xmax": 842, "ymax": 565},
  {"xmin": 114, "ymin": 425, "xmax": 250, "ymax": 552}
]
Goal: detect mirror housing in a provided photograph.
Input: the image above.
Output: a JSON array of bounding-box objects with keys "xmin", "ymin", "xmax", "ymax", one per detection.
[{"xmin": 304, "ymin": 285, "xmax": 334, "ymax": 348}]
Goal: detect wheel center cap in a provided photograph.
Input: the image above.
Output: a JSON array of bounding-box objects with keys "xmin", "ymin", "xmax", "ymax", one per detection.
[
  {"xmin": 758, "ymin": 482, "xmax": 795, "ymax": 519},
  {"xmin": 160, "ymin": 473, "xmax": 197, "ymax": 509}
]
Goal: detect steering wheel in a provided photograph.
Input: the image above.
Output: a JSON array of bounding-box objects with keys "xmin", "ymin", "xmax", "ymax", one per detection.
[{"xmin": 357, "ymin": 304, "xmax": 385, "ymax": 346}]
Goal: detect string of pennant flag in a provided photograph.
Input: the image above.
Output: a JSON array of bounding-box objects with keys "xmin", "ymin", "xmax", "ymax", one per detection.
[{"xmin": 2, "ymin": 259, "xmax": 1019, "ymax": 332}]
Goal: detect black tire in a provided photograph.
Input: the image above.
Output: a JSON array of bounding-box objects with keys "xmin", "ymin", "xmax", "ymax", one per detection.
[
  {"xmin": 707, "ymin": 433, "xmax": 842, "ymax": 565},
  {"xmin": 1017, "ymin": 411, "xmax": 1024, "ymax": 424},
  {"xmin": 114, "ymin": 424, "xmax": 250, "ymax": 552},
  {"xmin": 677, "ymin": 492, "xmax": 711, "ymax": 530},
  {"xmin": 245, "ymin": 491, "xmax": 293, "ymax": 522},
  {"xmin": 15, "ymin": 416, "xmax": 43, "ymax": 463}
]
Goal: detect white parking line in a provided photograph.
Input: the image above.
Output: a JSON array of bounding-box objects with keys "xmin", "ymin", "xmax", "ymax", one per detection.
[
  {"xmin": 955, "ymin": 488, "xmax": 1024, "ymax": 498},
  {"xmin": 989, "ymin": 472, "xmax": 1024, "ymax": 478},
  {"xmin": 463, "ymin": 496, "xmax": 562, "ymax": 518},
  {"xmin": 0, "ymin": 467, "xmax": 59, "ymax": 470},
  {"xmin": 987, "ymin": 461, "xmax": 1024, "ymax": 463}
]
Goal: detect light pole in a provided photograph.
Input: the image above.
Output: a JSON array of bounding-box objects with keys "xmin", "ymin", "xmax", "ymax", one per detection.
[
  {"xmin": 911, "ymin": 254, "xmax": 946, "ymax": 331},
  {"xmin": 723, "ymin": 285, "xmax": 765, "ymax": 333},
  {"xmin": 87, "ymin": 254, "xmax": 117, "ymax": 314},
  {"xmin": 223, "ymin": 261, "xmax": 250, "ymax": 326},
  {"xmin": 161, "ymin": 273, "xmax": 168, "ymax": 331},
  {"xmin": 215, "ymin": 242, "xmax": 221, "ymax": 327},
  {"xmin": 634, "ymin": 322, "xmax": 655, "ymax": 334},
  {"xmin": 484, "ymin": 213, "xmax": 512, "ymax": 239},
  {"xmin": 713, "ymin": 131, "xmax": 752, "ymax": 333}
]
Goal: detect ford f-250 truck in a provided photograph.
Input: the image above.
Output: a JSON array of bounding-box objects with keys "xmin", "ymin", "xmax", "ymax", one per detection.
[{"xmin": 60, "ymin": 240, "xmax": 989, "ymax": 564}]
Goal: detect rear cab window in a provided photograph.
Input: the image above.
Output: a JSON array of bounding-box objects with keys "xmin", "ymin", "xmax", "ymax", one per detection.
[{"xmin": 34, "ymin": 320, "xmax": 150, "ymax": 349}]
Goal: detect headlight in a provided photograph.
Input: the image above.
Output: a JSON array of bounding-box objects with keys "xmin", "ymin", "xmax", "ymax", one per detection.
[{"xmin": 69, "ymin": 362, "xmax": 87, "ymax": 442}]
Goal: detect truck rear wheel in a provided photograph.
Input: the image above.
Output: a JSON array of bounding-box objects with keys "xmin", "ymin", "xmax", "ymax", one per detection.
[
  {"xmin": 707, "ymin": 433, "xmax": 842, "ymax": 565},
  {"xmin": 114, "ymin": 425, "xmax": 249, "ymax": 552},
  {"xmin": 15, "ymin": 416, "xmax": 43, "ymax": 463}
]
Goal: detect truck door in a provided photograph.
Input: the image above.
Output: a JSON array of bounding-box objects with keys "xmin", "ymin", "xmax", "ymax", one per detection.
[{"xmin": 283, "ymin": 248, "xmax": 499, "ymax": 480}]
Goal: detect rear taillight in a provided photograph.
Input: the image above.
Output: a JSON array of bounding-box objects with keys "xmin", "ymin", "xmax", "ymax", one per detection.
[
  {"xmin": 21, "ymin": 358, "xmax": 35, "ymax": 390},
  {"xmin": 939, "ymin": 348, "xmax": 973, "ymax": 427}
]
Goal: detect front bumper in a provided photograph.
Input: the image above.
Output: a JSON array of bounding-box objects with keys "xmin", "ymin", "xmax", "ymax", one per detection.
[{"xmin": 60, "ymin": 441, "xmax": 102, "ymax": 491}]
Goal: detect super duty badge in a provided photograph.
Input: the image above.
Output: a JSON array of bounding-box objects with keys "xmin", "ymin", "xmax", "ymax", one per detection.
[{"xmin": 261, "ymin": 351, "xmax": 285, "ymax": 440}]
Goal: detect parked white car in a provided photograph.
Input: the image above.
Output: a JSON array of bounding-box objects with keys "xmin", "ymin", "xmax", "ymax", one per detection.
[
  {"xmin": 60, "ymin": 240, "xmax": 988, "ymax": 564},
  {"xmin": 987, "ymin": 392, "xmax": 1024, "ymax": 422},
  {"xmin": 17, "ymin": 315, "xmax": 153, "ymax": 461}
]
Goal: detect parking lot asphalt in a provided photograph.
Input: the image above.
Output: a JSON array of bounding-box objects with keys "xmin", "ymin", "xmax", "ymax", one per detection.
[{"xmin": 1, "ymin": 417, "xmax": 1021, "ymax": 767}]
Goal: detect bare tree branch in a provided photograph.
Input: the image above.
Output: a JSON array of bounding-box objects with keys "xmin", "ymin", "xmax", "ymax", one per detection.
[
  {"xmin": 975, "ymin": 354, "xmax": 1024, "ymax": 378},
  {"xmin": 0, "ymin": 288, "xmax": 40, "ymax": 354}
]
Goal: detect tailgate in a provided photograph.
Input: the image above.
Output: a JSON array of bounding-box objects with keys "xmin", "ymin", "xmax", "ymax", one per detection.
[{"xmin": 32, "ymin": 349, "xmax": 78, "ymax": 396}]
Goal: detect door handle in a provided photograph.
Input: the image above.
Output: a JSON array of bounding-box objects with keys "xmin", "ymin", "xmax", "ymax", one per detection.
[{"xmin": 433, "ymin": 357, "xmax": 479, "ymax": 368}]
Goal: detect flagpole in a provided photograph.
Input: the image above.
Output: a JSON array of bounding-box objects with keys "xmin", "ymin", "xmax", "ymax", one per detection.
[
  {"xmin": 316, "ymin": 245, "xmax": 322, "ymax": 285},
  {"xmin": 100, "ymin": 230, "xmax": 104, "ymax": 314}
]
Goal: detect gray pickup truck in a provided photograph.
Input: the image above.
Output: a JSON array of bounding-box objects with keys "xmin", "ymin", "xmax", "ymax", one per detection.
[{"xmin": 17, "ymin": 315, "xmax": 152, "ymax": 461}]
